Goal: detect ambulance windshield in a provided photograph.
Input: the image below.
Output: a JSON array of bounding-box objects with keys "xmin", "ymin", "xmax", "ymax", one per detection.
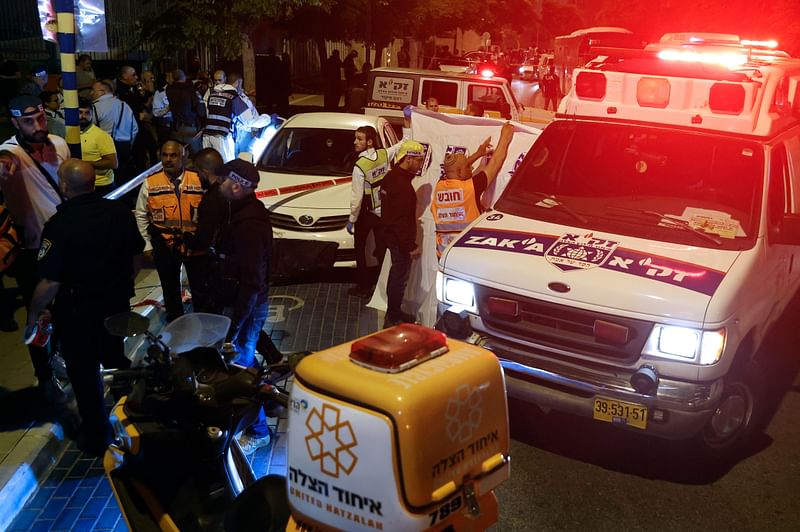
[{"xmin": 496, "ymin": 121, "xmax": 763, "ymax": 250}]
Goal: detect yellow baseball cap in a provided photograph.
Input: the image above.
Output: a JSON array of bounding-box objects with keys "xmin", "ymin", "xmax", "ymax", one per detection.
[{"xmin": 395, "ymin": 140, "xmax": 425, "ymax": 163}]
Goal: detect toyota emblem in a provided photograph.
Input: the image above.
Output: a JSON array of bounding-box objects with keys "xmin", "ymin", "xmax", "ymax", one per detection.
[{"xmin": 298, "ymin": 215, "xmax": 314, "ymax": 226}]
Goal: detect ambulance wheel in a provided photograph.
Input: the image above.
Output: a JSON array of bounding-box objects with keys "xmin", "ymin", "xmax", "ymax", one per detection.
[{"xmin": 695, "ymin": 360, "xmax": 765, "ymax": 459}]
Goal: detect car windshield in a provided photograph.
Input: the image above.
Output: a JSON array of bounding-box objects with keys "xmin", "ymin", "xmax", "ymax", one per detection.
[
  {"xmin": 257, "ymin": 127, "xmax": 359, "ymax": 176},
  {"xmin": 496, "ymin": 121, "xmax": 764, "ymax": 251}
]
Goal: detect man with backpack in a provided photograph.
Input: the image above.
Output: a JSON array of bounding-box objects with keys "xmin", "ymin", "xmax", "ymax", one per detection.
[
  {"xmin": 91, "ymin": 80, "xmax": 138, "ymax": 196},
  {"xmin": 0, "ymin": 94, "xmax": 69, "ymax": 403}
]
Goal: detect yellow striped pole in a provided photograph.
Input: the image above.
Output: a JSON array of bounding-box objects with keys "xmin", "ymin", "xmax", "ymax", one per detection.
[{"xmin": 55, "ymin": 0, "xmax": 80, "ymax": 158}]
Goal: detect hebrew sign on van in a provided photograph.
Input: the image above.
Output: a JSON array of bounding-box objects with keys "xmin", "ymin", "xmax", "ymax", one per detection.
[{"xmin": 371, "ymin": 77, "xmax": 414, "ymax": 105}]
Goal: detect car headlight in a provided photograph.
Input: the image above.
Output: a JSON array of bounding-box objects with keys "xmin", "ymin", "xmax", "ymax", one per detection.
[
  {"xmin": 437, "ymin": 273, "xmax": 477, "ymax": 313},
  {"xmin": 643, "ymin": 325, "xmax": 725, "ymax": 365}
]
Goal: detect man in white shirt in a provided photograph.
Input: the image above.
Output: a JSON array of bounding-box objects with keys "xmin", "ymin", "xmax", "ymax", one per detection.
[{"xmin": 0, "ymin": 95, "xmax": 69, "ymax": 402}]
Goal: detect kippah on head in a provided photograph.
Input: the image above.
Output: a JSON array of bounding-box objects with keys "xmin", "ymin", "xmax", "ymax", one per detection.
[
  {"xmin": 8, "ymin": 95, "xmax": 44, "ymax": 117},
  {"xmin": 78, "ymin": 98, "xmax": 93, "ymax": 109},
  {"xmin": 443, "ymin": 152, "xmax": 466, "ymax": 171}
]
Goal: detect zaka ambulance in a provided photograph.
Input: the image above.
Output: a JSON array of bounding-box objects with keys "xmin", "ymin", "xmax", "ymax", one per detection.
[{"xmin": 436, "ymin": 33, "xmax": 800, "ymax": 456}]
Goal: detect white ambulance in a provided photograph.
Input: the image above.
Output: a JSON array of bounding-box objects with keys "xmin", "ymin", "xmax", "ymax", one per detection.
[{"xmin": 436, "ymin": 35, "xmax": 800, "ymax": 456}]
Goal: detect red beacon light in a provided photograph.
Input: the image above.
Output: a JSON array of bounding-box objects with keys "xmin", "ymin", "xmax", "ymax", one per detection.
[
  {"xmin": 480, "ymin": 68, "xmax": 495, "ymax": 78},
  {"xmin": 349, "ymin": 323, "xmax": 449, "ymax": 373},
  {"xmin": 575, "ymin": 71, "xmax": 607, "ymax": 100}
]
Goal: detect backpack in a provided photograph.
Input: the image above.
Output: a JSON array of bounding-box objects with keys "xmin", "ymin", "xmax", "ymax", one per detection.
[{"xmin": 0, "ymin": 204, "xmax": 20, "ymax": 272}]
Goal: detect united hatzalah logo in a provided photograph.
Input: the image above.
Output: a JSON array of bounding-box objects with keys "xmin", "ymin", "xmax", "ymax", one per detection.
[
  {"xmin": 305, "ymin": 403, "xmax": 358, "ymax": 478},
  {"xmin": 545, "ymin": 233, "xmax": 619, "ymax": 272},
  {"xmin": 445, "ymin": 384, "xmax": 483, "ymax": 444}
]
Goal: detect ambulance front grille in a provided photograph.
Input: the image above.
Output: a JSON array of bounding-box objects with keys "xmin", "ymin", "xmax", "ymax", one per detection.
[{"xmin": 476, "ymin": 285, "xmax": 653, "ymax": 362}]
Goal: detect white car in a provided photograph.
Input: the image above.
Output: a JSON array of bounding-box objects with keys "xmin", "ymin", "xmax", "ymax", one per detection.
[{"xmin": 255, "ymin": 112, "xmax": 399, "ymax": 268}]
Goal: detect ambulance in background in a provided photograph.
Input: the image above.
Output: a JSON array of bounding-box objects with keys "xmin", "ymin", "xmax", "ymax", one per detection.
[
  {"xmin": 553, "ymin": 27, "xmax": 647, "ymax": 95},
  {"xmin": 436, "ymin": 34, "xmax": 800, "ymax": 457}
]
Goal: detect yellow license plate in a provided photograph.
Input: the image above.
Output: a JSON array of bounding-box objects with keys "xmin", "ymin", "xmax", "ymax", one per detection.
[{"xmin": 593, "ymin": 397, "xmax": 648, "ymax": 430}]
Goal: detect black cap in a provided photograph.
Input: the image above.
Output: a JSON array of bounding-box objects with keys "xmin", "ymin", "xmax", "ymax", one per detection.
[
  {"xmin": 8, "ymin": 95, "xmax": 44, "ymax": 117},
  {"xmin": 222, "ymin": 159, "xmax": 260, "ymax": 188}
]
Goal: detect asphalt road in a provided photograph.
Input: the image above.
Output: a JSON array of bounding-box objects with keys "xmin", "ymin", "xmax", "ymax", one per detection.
[{"xmin": 494, "ymin": 293, "xmax": 800, "ymax": 531}]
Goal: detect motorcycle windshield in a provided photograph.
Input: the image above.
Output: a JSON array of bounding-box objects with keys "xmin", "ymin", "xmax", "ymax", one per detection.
[{"xmin": 159, "ymin": 313, "xmax": 231, "ymax": 354}]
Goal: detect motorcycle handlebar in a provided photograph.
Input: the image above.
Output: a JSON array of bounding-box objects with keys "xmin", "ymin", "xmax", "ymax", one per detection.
[
  {"xmin": 102, "ymin": 367, "xmax": 152, "ymax": 381},
  {"xmin": 261, "ymin": 384, "xmax": 289, "ymax": 408}
]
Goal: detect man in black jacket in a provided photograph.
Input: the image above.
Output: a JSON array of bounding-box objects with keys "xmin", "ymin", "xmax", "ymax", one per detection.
[
  {"xmin": 216, "ymin": 158, "xmax": 280, "ymax": 454},
  {"xmin": 183, "ymin": 148, "xmax": 226, "ymax": 313},
  {"xmin": 379, "ymin": 140, "xmax": 426, "ymax": 327}
]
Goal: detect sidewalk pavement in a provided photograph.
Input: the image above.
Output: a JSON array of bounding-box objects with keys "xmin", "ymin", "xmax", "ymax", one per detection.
[{"xmin": 0, "ymin": 268, "xmax": 165, "ymax": 531}]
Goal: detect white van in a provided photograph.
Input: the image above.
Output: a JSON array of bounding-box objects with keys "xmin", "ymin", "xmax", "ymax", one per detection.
[
  {"xmin": 436, "ymin": 37, "xmax": 800, "ymax": 456},
  {"xmin": 364, "ymin": 67, "xmax": 523, "ymax": 127}
]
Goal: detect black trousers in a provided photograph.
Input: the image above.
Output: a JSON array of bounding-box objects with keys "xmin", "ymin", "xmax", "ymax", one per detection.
[
  {"xmin": 354, "ymin": 210, "xmax": 385, "ymax": 290},
  {"xmin": 386, "ymin": 244, "xmax": 412, "ymax": 316},
  {"xmin": 151, "ymin": 240, "xmax": 208, "ymax": 321},
  {"xmin": 58, "ymin": 296, "xmax": 131, "ymax": 448},
  {"xmin": 7, "ymin": 249, "xmax": 51, "ymax": 380}
]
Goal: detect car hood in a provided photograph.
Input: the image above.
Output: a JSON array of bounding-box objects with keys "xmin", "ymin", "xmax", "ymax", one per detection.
[
  {"xmin": 442, "ymin": 214, "xmax": 742, "ymax": 324},
  {"xmin": 255, "ymin": 170, "xmax": 352, "ymax": 210}
]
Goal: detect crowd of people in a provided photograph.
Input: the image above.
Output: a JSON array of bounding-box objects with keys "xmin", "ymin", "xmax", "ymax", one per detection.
[
  {"xmin": 0, "ymin": 70, "xmax": 276, "ymax": 455},
  {"xmin": 0, "ymin": 51, "xmax": 520, "ymax": 460}
]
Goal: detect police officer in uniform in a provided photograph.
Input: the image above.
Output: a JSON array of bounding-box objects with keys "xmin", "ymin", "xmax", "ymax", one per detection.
[
  {"xmin": 202, "ymin": 71, "xmax": 249, "ymax": 162},
  {"xmin": 135, "ymin": 140, "xmax": 207, "ymax": 321},
  {"xmin": 432, "ymin": 122, "xmax": 515, "ymax": 258},
  {"xmin": 28, "ymin": 159, "xmax": 144, "ymax": 456}
]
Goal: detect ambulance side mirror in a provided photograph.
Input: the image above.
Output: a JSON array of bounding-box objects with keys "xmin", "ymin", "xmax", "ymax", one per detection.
[{"xmin": 774, "ymin": 215, "xmax": 800, "ymax": 245}]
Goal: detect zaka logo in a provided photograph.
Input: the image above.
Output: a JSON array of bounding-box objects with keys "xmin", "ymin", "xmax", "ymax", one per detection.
[
  {"xmin": 545, "ymin": 233, "xmax": 619, "ymax": 272},
  {"xmin": 305, "ymin": 404, "xmax": 358, "ymax": 478},
  {"xmin": 445, "ymin": 384, "xmax": 483, "ymax": 444}
]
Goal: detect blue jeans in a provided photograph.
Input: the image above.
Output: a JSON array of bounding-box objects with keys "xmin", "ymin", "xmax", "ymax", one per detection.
[{"xmin": 226, "ymin": 302, "xmax": 270, "ymax": 438}]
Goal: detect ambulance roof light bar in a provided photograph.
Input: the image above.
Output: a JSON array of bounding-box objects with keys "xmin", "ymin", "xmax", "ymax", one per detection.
[
  {"xmin": 741, "ymin": 39, "xmax": 779, "ymax": 49},
  {"xmin": 657, "ymin": 49, "xmax": 749, "ymax": 68}
]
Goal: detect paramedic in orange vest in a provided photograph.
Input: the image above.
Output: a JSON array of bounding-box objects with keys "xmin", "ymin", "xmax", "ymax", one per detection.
[
  {"xmin": 432, "ymin": 122, "xmax": 515, "ymax": 259},
  {"xmin": 135, "ymin": 140, "xmax": 208, "ymax": 321}
]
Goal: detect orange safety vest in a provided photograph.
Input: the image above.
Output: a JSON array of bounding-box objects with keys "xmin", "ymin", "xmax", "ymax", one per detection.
[
  {"xmin": 432, "ymin": 178, "xmax": 482, "ymax": 258},
  {"xmin": 146, "ymin": 169, "xmax": 204, "ymax": 255}
]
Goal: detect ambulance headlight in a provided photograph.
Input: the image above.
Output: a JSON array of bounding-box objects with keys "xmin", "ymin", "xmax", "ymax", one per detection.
[
  {"xmin": 643, "ymin": 325, "xmax": 725, "ymax": 365},
  {"xmin": 438, "ymin": 273, "xmax": 477, "ymax": 313}
]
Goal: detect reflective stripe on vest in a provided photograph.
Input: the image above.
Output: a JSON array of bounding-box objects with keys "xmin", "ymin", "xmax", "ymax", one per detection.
[
  {"xmin": 146, "ymin": 170, "xmax": 204, "ymax": 254},
  {"xmin": 355, "ymin": 149, "xmax": 389, "ymax": 212},
  {"xmin": 204, "ymin": 89, "xmax": 236, "ymax": 136},
  {"xmin": 432, "ymin": 179, "xmax": 481, "ymax": 258}
]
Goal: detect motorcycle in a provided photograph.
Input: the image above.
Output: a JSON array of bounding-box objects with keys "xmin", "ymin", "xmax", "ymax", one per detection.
[{"xmin": 104, "ymin": 313, "xmax": 511, "ymax": 531}]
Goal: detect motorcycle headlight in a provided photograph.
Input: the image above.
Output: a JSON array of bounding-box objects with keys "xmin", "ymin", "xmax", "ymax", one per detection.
[
  {"xmin": 643, "ymin": 325, "xmax": 725, "ymax": 365},
  {"xmin": 437, "ymin": 273, "xmax": 477, "ymax": 313}
]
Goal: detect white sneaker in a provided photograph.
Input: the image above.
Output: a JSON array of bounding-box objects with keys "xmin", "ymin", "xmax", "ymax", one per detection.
[{"xmin": 237, "ymin": 432, "xmax": 271, "ymax": 455}]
